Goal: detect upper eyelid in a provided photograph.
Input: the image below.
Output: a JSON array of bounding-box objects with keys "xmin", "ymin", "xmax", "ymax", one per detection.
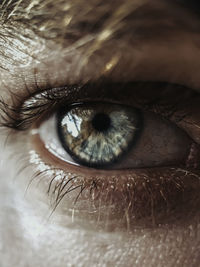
[
  {"xmin": 0, "ymin": 86, "xmax": 81, "ymax": 131},
  {"xmin": 0, "ymin": 81, "xmax": 198, "ymax": 132}
]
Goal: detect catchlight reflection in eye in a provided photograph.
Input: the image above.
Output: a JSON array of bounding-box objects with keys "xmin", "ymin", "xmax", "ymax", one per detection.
[{"xmin": 37, "ymin": 102, "xmax": 192, "ymax": 170}]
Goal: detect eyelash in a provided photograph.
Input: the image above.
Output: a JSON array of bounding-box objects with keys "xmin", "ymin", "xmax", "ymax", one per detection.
[
  {"xmin": 16, "ymin": 143, "xmax": 200, "ymax": 227},
  {"xmin": 0, "ymin": 85, "xmax": 96, "ymax": 212},
  {"xmin": 28, "ymin": 150, "xmax": 87, "ymax": 213},
  {"xmin": 0, "ymin": 86, "xmax": 73, "ymax": 130},
  {"xmin": 0, "ymin": 81, "xmax": 193, "ymax": 131},
  {"xmin": 2, "ymin": 81, "xmax": 200, "ymax": 228}
]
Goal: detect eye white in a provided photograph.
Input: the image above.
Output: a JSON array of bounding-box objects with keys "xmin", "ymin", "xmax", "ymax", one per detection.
[{"xmin": 37, "ymin": 114, "xmax": 79, "ymax": 166}]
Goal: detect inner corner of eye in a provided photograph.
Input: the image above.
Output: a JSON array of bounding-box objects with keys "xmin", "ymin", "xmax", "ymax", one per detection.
[{"xmin": 31, "ymin": 101, "xmax": 194, "ymax": 170}]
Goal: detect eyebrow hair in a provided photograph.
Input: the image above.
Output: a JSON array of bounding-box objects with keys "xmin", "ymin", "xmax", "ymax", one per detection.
[
  {"xmin": 1, "ymin": 0, "xmax": 200, "ymax": 22},
  {"xmin": 1, "ymin": 0, "xmax": 199, "ymax": 50},
  {"xmin": 0, "ymin": 0, "xmax": 150, "ymax": 72},
  {"xmin": 1, "ymin": 0, "xmax": 147, "ymax": 40},
  {"xmin": 0, "ymin": 0, "xmax": 199, "ymax": 72}
]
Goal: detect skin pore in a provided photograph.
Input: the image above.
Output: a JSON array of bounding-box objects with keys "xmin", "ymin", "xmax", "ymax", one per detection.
[{"xmin": 0, "ymin": 0, "xmax": 200, "ymax": 266}]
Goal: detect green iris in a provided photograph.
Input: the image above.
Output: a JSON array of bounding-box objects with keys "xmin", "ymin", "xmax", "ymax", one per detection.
[{"xmin": 57, "ymin": 102, "xmax": 142, "ymax": 168}]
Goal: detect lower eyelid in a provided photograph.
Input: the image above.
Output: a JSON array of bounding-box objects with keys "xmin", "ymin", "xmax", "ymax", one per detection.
[{"xmin": 29, "ymin": 132, "xmax": 200, "ymax": 230}]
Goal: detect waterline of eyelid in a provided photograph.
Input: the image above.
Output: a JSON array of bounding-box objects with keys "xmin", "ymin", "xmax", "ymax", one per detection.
[
  {"xmin": 13, "ymin": 128, "xmax": 199, "ymax": 229},
  {"xmin": 27, "ymin": 147, "xmax": 200, "ymax": 230},
  {"xmin": 4, "ymin": 132, "xmax": 200, "ymax": 232}
]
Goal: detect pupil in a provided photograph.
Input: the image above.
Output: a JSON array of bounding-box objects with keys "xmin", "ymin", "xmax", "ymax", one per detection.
[{"xmin": 92, "ymin": 113, "xmax": 111, "ymax": 132}]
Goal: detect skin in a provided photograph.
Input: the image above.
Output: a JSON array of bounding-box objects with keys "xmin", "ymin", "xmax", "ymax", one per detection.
[{"xmin": 0, "ymin": 0, "xmax": 200, "ymax": 266}]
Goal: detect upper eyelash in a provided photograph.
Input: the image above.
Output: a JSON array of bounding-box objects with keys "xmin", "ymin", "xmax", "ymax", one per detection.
[
  {"xmin": 0, "ymin": 80, "xmax": 195, "ymax": 132},
  {"xmin": 0, "ymin": 85, "xmax": 82, "ymax": 130}
]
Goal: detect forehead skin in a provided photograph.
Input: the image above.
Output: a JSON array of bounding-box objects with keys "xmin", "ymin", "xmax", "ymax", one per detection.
[
  {"xmin": 1, "ymin": 0, "xmax": 200, "ymax": 91},
  {"xmin": 0, "ymin": 1, "xmax": 200, "ymax": 267},
  {"xmin": 1, "ymin": 0, "xmax": 199, "ymax": 33},
  {"xmin": 1, "ymin": 0, "xmax": 147, "ymax": 39}
]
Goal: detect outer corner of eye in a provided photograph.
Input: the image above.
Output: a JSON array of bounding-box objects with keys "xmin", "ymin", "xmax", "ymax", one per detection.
[{"xmin": 31, "ymin": 101, "xmax": 192, "ymax": 171}]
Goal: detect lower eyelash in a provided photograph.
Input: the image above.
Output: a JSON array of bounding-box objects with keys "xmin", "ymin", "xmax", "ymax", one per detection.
[
  {"xmin": 28, "ymin": 150, "xmax": 95, "ymax": 209},
  {"xmin": 5, "ymin": 130, "xmax": 200, "ymax": 231},
  {"xmin": 25, "ymin": 149, "xmax": 200, "ymax": 229}
]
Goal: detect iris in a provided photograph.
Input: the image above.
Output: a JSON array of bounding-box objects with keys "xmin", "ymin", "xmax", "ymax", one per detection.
[{"xmin": 57, "ymin": 102, "xmax": 142, "ymax": 168}]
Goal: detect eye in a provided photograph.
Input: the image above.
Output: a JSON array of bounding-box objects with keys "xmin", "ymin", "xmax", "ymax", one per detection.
[
  {"xmin": 4, "ymin": 82, "xmax": 200, "ymax": 230},
  {"xmin": 56, "ymin": 102, "xmax": 141, "ymax": 168},
  {"xmin": 38, "ymin": 101, "xmax": 191, "ymax": 170}
]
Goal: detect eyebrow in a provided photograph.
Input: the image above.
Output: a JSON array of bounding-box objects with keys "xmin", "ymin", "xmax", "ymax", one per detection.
[
  {"xmin": 1, "ymin": 0, "xmax": 200, "ymax": 21},
  {"xmin": 0, "ymin": 0, "xmax": 199, "ymax": 52},
  {"xmin": 0, "ymin": 0, "xmax": 199, "ymax": 73},
  {"xmin": 0, "ymin": 0, "xmax": 148, "ymax": 43},
  {"xmin": 0, "ymin": 2, "xmax": 199, "ymax": 100}
]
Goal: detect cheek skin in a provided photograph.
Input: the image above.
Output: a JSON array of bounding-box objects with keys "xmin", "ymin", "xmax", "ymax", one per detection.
[
  {"xmin": 0, "ymin": 134, "xmax": 200, "ymax": 267},
  {"xmin": 1, "ymin": 158, "xmax": 200, "ymax": 267}
]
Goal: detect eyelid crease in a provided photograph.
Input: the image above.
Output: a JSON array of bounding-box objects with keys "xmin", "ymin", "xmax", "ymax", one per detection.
[{"xmin": 0, "ymin": 81, "xmax": 198, "ymax": 132}]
